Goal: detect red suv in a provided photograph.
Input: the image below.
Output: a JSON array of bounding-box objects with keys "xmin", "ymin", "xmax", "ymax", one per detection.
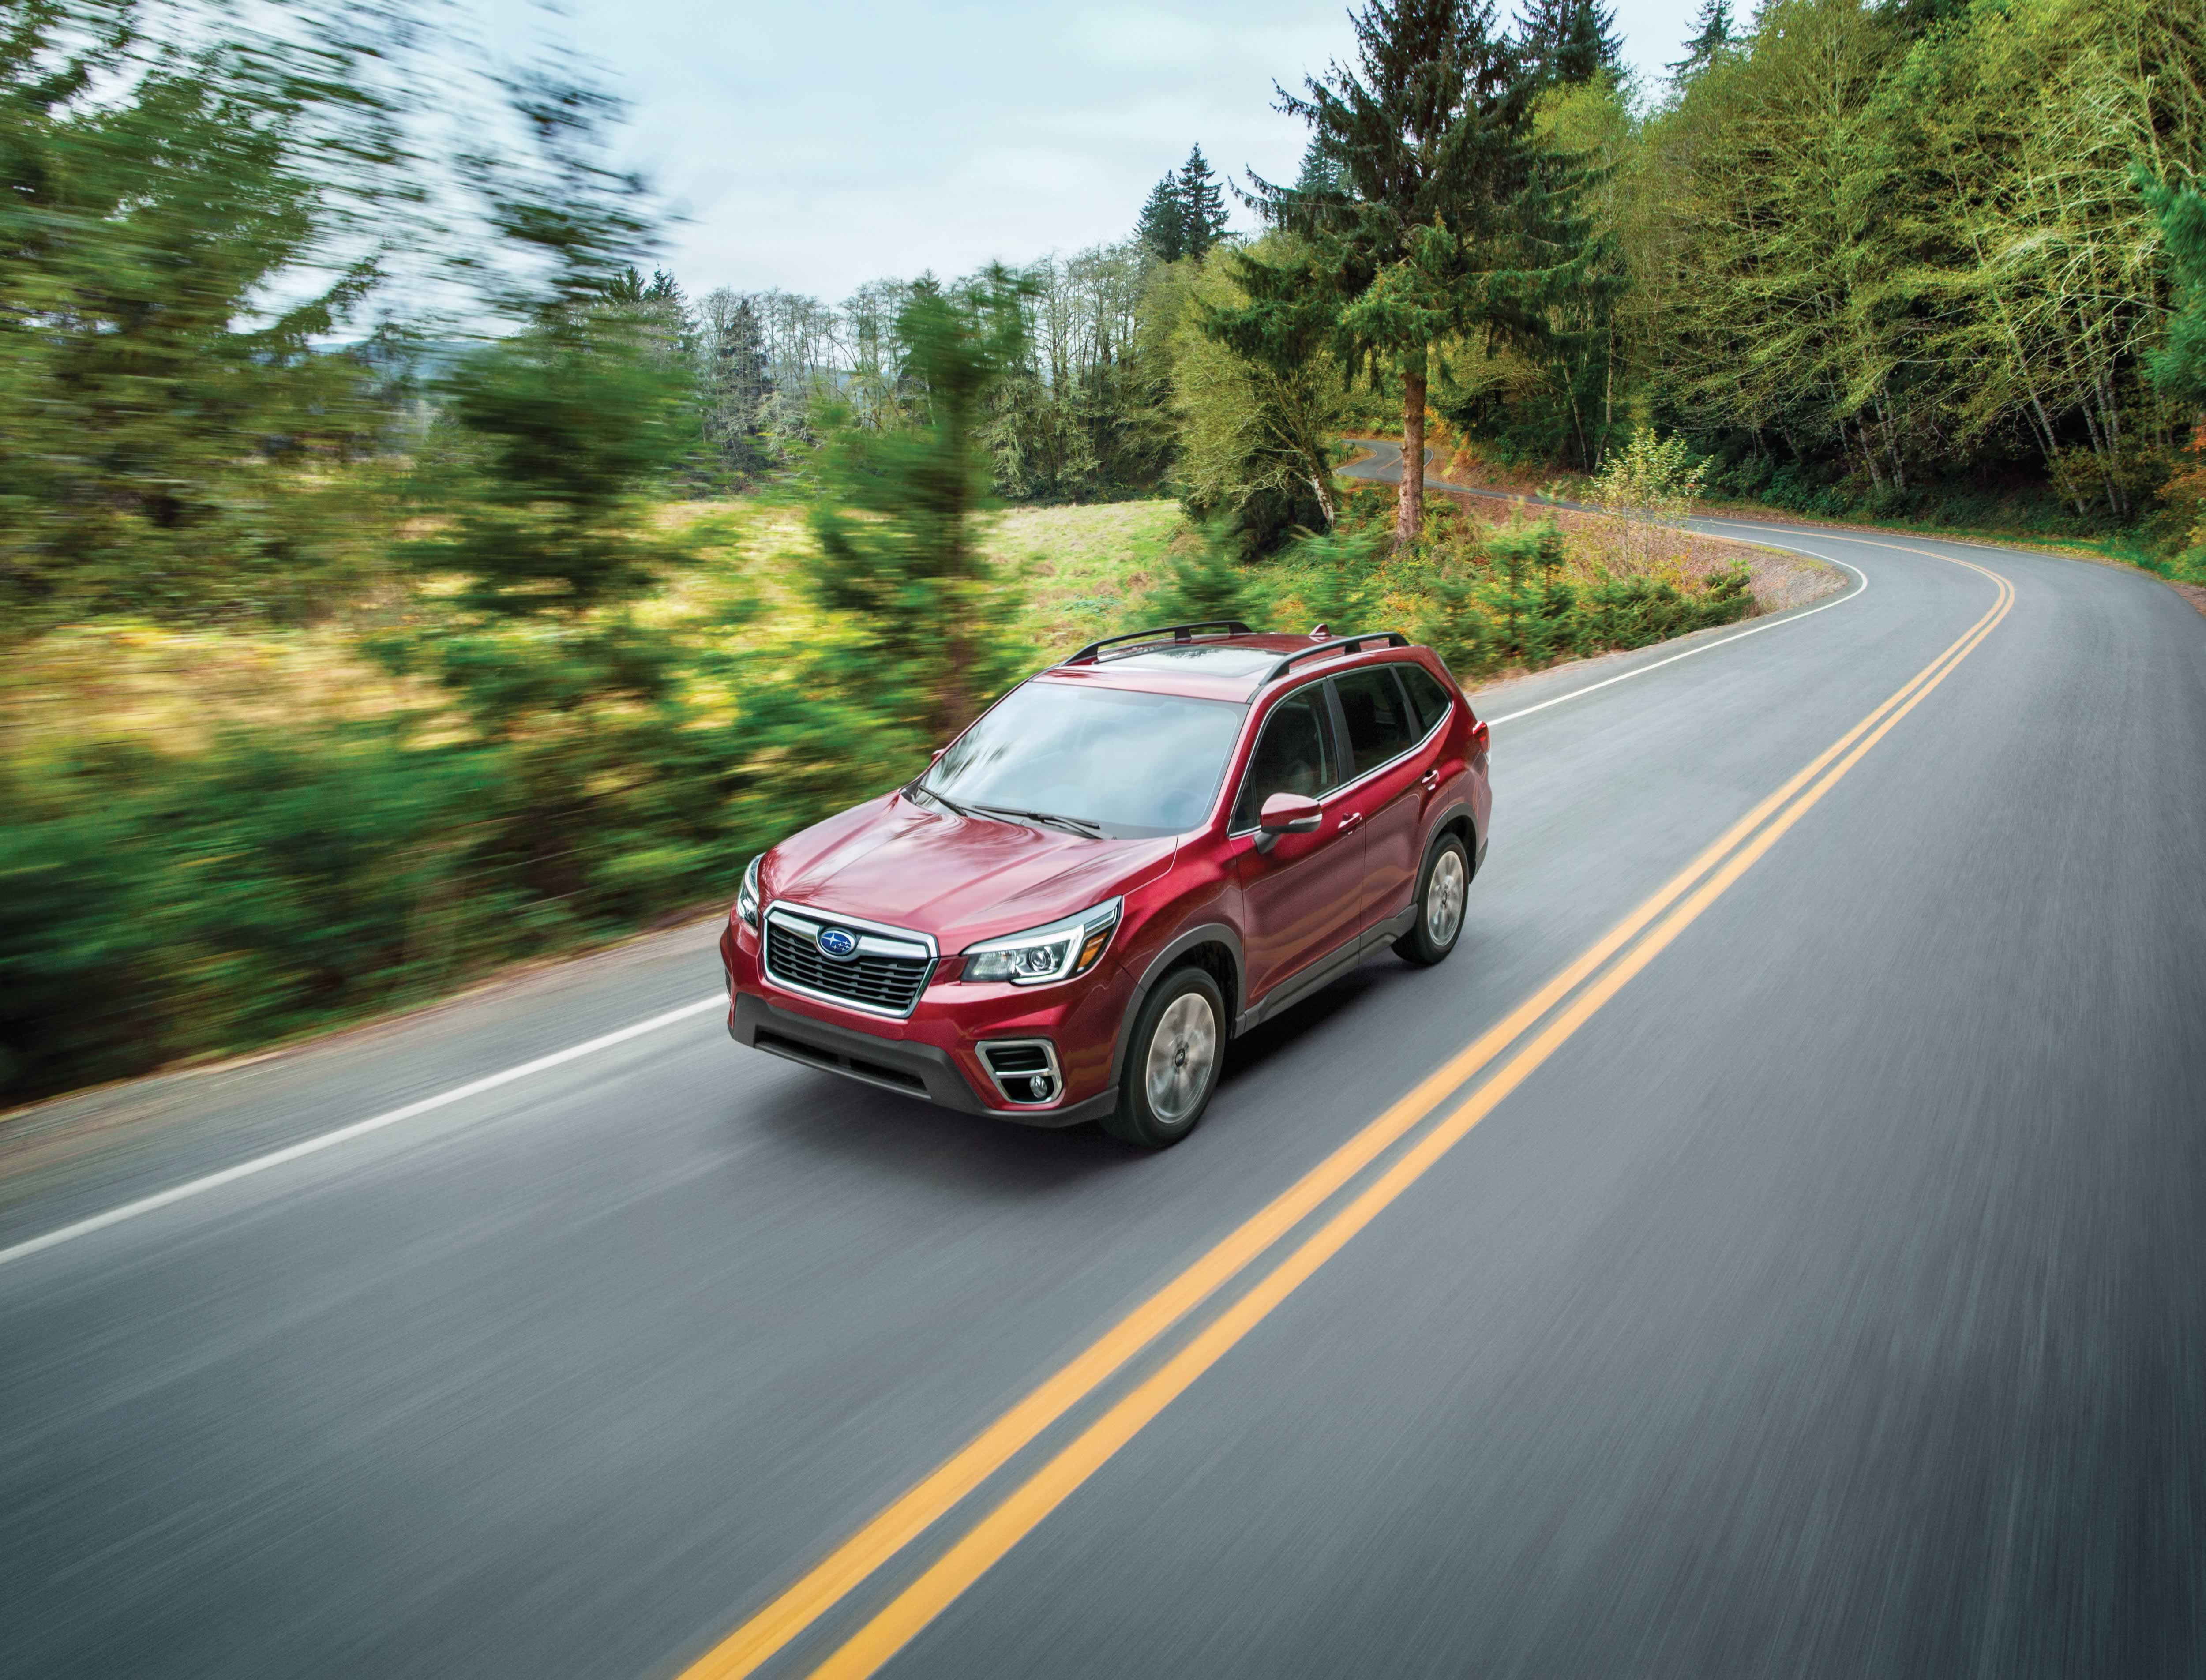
[{"xmin": 720, "ymin": 622, "xmax": 1491, "ymax": 1147}]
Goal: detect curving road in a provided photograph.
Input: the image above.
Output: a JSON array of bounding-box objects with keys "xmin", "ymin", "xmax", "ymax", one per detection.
[{"xmin": 4, "ymin": 459, "xmax": 2205, "ymax": 1678}]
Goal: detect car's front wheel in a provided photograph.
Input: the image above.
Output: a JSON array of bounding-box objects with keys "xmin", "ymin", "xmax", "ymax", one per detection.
[
  {"xmin": 1102, "ymin": 966, "xmax": 1225, "ymax": 1148},
  {"xmin": 1396, "ymin": 832, "xmax": 1471, "ymax": 967}
]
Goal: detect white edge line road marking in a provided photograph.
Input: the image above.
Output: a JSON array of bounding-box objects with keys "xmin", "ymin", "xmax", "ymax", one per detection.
[
  {"xmin": 0, "ymin": 528, "xmax": 1877, "ymax": 1272},
  {"xmin": 1486, "ymin": 549, "xmax": 1868, "ymax": 725},
  {"xmin": 0, "ymin": 995, "xmax": 726, "ymax": 1271}
]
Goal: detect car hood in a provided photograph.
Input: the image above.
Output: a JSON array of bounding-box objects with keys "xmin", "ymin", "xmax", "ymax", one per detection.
[{"xmin": 763, "ymin": 791, "xmax": 1178, "ymax": 950}]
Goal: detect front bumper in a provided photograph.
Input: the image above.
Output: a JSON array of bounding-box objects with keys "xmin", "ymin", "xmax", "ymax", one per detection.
[
  {"xmin": 719, "ymin": 919, "xmax": 1126, "ymax": 1127},
  {"xmin": 728, "ymin": 994, "xmax": 1111, "ymax": 1127}
]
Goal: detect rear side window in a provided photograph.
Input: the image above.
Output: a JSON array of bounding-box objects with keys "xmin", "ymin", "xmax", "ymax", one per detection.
[
  {"xmin": 1231, "ymin": 687, "xmax": 1335, "ymax": 830},
  {"xmin": 1398, "ymin": 664, "xmax": 1454, "ymax": 735},
  {"xmin": 1331, "ymin": 667, "xmax": 1420, "ymax": 777}
]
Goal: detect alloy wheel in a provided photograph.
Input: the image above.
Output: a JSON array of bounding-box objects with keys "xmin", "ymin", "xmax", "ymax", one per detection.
[
  {"xmin": 1144, "ymin": 992, "xmax": 1218, "ymax": 1124},
  {"xmin": 1426, "ymin": 847, "xmax": 1467, "ymax": 947}
]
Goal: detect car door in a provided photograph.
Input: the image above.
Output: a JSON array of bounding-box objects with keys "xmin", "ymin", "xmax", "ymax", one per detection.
[
  {"xmin": 1327, "ymin": 664, "xmax": 1437, "ymax": 939},
  {"xmin": 1228, "ymin": 682, "xmax": 1365, "ymax": 1006}
]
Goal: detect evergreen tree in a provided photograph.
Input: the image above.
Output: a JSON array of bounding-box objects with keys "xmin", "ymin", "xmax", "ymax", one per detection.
[
  {"xmin": 808, "ymin": 269, "xmax": 1033, "ymax": 742},
  {"xmin": 2141, "ymin": 172, "xmax": 2206, "ymax": 412},
  {"xmin": 1665, "ymin": 0, "xmax": 1734, "ymax": 83},
  {"xmin": 1519, "ymin": 0, "xmax": 1621, "ymax": 87},
  {"xmin": 705, "ymin": 292, "xmax": 773, "ymax": 476},
  {"xmin": 1289, "ymin": 135, "xmax": 1349, "ymax": 206},
  {"xmin": 1178, "ymin": 146, "xmax": 1230, "ymax": 256},
  {"xmin": 1137, "ymin": 174, "xmax": 1186, "ymax": 262},
  {"xmin": 1230, "ymin": 0, "xmax": 1550, "ymax": 548}
]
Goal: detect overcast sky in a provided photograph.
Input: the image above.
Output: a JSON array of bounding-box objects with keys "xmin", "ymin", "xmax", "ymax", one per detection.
[{"xmin": 486, "ymin": 0, "xmax": 1702, "ymax": 302}]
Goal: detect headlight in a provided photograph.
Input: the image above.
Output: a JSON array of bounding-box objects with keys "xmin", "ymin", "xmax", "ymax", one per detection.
[
  {"xmin": 962, "ymin": 898, "xmax": 1122, "ymax": 987},
  {"xmin": 736, "ymin": 855, "xmax": 762, "ymax": 928}
]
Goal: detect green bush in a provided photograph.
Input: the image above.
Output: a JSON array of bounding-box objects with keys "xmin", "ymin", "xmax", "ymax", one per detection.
[{"xmin": 1416, "ymin": 520, "xmax": 1752, "ymax": 682}]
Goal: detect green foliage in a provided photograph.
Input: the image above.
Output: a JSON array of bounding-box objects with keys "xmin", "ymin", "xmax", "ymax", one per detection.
[
  {"xmin": 1235, "ymin": 0, "xmax": 1560, "ymax": 543},
  {"xmin": 0, "ymin": 723, "xmax": 508, "ymax": 1099},
  {"xmin": 1629, "ymin": 0, "xmax": 2202, "ymax": 525},
  {"xmin": 1273, "ymin": 525, "xmax": 1391, "ymax": 631},
  {"xmin": 1666, "ymin": 0, "xmax": 1737, "ymax": 83},
  {"xmin": 1519, "ymin": 0, "xmax": 1623, "ymax": 89},
  {"xmin": 1176, "ymin": 243, "xmax": 1351, "ymax": 550},
  {"xmin": 1138, "ymin": 147, "xmax": 1230, "ymax": 263},
  {"xmin": 0, "ymin": 0, "xmax": 409, "ymax": 624},
  {"xmin": 1178, "ymin": 146, "xmax": 1231, "ymax": 258},
  {"xmin": 1415, "ymin": 516, "xmax": 1751, "ymax": 679},
  {"xmin": 1139, "ymin": 524, "xmax": 1276, "ymax": 625},
  {"xmin": 2140, "ymin": 170, "xmax": 2206, "ymax": 411},
  {"xmin": 808, "ymin": 270, "xmax": 1032, "ymax": 742},
  {"xmin": 411, "ymin": 317, "xmax": 698, "ymax": 620}
]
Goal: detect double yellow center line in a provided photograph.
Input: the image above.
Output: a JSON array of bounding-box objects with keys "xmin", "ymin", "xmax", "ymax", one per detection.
[{"xmin": 682, "ymin": 547, "xmax": 2014, "ymax": 1680}]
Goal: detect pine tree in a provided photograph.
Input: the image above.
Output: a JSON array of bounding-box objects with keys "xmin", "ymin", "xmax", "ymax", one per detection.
[
  {"xmin": 1178, "ymin": 146, "xmax": 1230, "ymax": 257},
  {"xmin": 808, "ymin": 269, "xmax": 1033, "ymax": 742},
  {"xmin": 1137, "ymin": 174, "xmax": 1186, "ymax": 262},
  {"xmin": 1519, "ymin": 0, "xmax": 1621, "ymax": 87},
  {"xmin": 706, "ymin": 293, "xmax": 772, "ymax": 476},
  {"xmin": 2141, "ymin": 172, "xmax": 2206, "ymax": 411},
  {"xmin": 1665, "ymin": 0, "xmax": 1733, "ymax": 83},
  {"xmin": 1230, "ymin": 0, "xmax": 1549, "ymax": 548}
]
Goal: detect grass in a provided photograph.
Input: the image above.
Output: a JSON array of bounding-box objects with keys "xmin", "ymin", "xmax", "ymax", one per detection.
[{"xmin": 982, "ymin": 499, "xmax": 1187, "ymax": 651}]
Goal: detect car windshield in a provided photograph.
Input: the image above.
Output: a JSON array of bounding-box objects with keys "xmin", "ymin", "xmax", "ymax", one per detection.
[{"xmin": 923, "ymin": 679, "xmax": 1246, "ymax": 837}]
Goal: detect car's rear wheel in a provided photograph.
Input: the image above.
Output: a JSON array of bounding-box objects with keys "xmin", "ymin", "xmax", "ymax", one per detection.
[
  {"xmin": 1102, "ymin": 966, "xmax": 1225, "ymax": 1148},
  {"xmin": 1396, "ymin": 832, "xmax": 1471, "ymax": 967}
]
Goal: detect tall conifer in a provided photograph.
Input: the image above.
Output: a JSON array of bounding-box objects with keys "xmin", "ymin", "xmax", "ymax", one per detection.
[
  {"xmin": 1137, "ymin": 174, "xmax": 1186, "ymax": 262},
  {"xmin": 1666, "ymin": 0, "xmax": 1734, "ymax": 83},
  {"xmin": 1227, "ymin": 0, "xmax": 1549, "ymax": 547},
  {"xmin": 1518, "ymin": 0, "xmax": 1621, "ymax": 87},
  {"xmin": 1178, "ymin": 146, "xmax": 1230, "ymax": 256}
]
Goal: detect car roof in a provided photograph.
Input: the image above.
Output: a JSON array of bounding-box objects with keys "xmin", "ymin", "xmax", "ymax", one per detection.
[{"xmin": 1036, "ymin": 631, "xmax": 1426, "ymax": 703}]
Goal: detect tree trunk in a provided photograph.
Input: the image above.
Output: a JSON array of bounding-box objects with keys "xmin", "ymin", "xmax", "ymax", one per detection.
[{"xmin": 1397, "ymin": 357, "xmax": 1428, "ymax": 550}]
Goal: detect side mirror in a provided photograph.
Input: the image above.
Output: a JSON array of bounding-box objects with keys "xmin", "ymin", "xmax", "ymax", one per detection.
[{"xmin": 1254, "ymin": 792, "xmax": 1323, "ymax": 854}]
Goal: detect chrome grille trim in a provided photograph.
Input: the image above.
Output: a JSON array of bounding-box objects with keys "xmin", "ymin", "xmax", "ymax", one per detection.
[{"xmin": 761, "ymin": 903, "xmax": 937, "ymax": 1020}]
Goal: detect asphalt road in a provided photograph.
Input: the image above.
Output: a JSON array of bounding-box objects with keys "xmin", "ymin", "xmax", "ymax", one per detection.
[{"xmin": 4, "ymin": 462, "xmax": 2204, "ymax": 1679}]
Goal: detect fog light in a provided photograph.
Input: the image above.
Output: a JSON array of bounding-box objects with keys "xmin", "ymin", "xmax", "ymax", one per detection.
[{"xmin": 1028, "ymin": 1074, "xmax": 1052, "ymax": 1100}]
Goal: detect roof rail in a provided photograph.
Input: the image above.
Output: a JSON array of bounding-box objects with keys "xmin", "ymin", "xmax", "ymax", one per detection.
[
  {"xmin": 1064, "ymin": 620, "xmax": 1255, "ymax": 665},
  {"xmin": 1261, "ymin": 630, "xmax": 1411, "ymax": 684}
]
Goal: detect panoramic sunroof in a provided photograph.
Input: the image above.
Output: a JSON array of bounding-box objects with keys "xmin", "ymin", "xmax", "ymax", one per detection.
[{"xmin": 1097, "ymin": 645, "xmax": 1282, "ymax": 676}]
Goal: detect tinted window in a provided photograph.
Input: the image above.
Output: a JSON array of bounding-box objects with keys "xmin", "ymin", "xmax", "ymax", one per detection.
[
  {"xmin": 926, "ymin": 680, "xmax": 1245, "ymax": 836},
  {"xmin": 1398, "ymin": 664, "xmax": 1454, "ymax": 735},
  {"xmin": 1231, "ymin": 688, "xmax": 1336, "ymax": 830},
  {"xmin": 1332, "ymin": 667, "xmax": 1420, "ymax": 777}
]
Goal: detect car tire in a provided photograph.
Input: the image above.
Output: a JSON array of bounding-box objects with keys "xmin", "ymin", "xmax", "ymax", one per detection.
[
  {"xmin": 1396, "ymin": 832, "xmax": 1471, "ymax": 968},
  {"xmin": 1102, "ymin": 966, "xmax": 1226, "ymax": 1148}
]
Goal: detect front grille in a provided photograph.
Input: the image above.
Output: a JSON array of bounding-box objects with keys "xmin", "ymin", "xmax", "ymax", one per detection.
[{"xmin": 765, "ymin": 916, "xmax": 932, "ymax": 1016}]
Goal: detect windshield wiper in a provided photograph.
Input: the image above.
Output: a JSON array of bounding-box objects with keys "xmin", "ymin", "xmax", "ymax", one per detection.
[
  {"xmin": 970, "ymin": 803, "xmax": 1107, "ymax": 839},
  {"xmin": 909, "ymin": 781, "xmax": 978, "ymax": 821}
]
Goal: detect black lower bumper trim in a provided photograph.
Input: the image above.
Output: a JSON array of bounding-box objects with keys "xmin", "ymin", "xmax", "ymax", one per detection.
[{"xmin": 729, "ymin": 993, "xmax": 1112, "ymax": 1129}]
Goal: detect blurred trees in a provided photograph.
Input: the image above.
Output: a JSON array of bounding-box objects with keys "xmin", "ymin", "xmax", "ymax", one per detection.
[
  {"xmin": 0, "ymin": 0, "xmax": 411, "ymax": 623},
  {"xmin": 808, "ymin": 271, "xmax": 1032, "ymax": 744}
]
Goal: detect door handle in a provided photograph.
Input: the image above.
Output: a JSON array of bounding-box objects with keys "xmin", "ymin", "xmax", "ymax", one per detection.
[
  {"xmin": 1419, "ymin": 769, "xmax": 1440, "ymax": 791},
  {"xmin": 1339, "ymin": 811, "xmax": 1364, "ymax": 832}
]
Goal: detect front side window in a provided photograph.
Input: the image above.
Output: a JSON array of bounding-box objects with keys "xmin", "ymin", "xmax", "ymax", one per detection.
[
  {"xmin": 924, "ymin": 680, "xmax": 1246, "ymax": 837},
  {"xmin": 1231, "ymin": 687, "xmax": 1336, "ymax": 830},
  {"xmin": 1331, "ymin": 667, "xmax": 1420, "ymax": 777}
]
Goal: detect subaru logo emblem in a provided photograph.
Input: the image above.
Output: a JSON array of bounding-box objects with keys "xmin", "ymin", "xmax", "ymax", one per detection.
[{"xmin": 815, "ymin": 926, "xmax": 859, "ymax": 960}]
